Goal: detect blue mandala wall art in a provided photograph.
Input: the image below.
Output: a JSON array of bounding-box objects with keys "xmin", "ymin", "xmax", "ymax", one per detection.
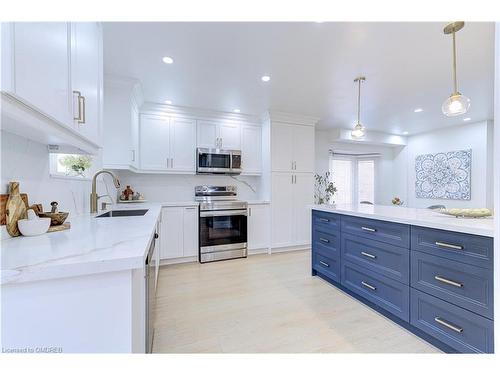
[{"xmin": 415, "ymin": 149, "xmax": 471, "ymax": 200}]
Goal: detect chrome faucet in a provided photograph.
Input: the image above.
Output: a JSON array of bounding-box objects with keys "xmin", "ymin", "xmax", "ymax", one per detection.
[{"xmin": 90, "ymin": 170, "xmax": 121, "ymax": 213}]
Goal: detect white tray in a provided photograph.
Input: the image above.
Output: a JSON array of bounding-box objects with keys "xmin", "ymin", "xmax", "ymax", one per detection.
[{"xmin": 118, "ymin": 199, "xmax": 147, "ymax": 204}]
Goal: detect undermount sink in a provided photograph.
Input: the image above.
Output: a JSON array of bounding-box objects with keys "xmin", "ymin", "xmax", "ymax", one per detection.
[{"xmin": 96, "ymin": 209, "xmax": 149, "ymax": 218}]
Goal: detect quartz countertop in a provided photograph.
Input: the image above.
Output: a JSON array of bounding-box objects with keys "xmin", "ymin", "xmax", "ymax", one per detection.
[
  {"xmin": 1, "ymin": 203, "xmax": 161, "ymax": 286},
  {"xmin": 311, "ymin": 204, "xmax": 494, "ymax": 237}
]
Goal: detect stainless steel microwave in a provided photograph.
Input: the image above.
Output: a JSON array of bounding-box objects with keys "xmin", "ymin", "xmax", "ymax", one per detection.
[{"xmin": 196, "ymin": 148, "xmax": 242, "ymax": 175}]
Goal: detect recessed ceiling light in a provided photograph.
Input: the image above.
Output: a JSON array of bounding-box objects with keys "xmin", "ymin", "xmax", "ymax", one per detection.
[
  {"xmin": 403, "ymin": 131, "xmax": 409, "ymax": 135},
  {"xmin": 233, "ymin": 109, "xmax": 241, "ymax": 113},
  {"xmin": 162, "ymin": 56, "xmax": 174, "ymax": 64},
  {"xmin": 463, "ymin": 117, "xmax": 471, "ymax": 121},
  {"xmin": 261, "ymin": 75, "xmax": 271, "ymax": 82},
  {"xmin": 414, "ymin": 108, "xmax": 423, "ymax": 113},
  {"xmin": 164, "ymin": 100, "xmax": 172, "ymax": 105}
]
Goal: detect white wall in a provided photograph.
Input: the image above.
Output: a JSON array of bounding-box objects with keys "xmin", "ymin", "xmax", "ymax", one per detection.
[
  {"xmin": 399, "ymin": 120, "xmax": 494, "ymax": 209},
  {"xmin": 114, "ymin": 170, "xmax": 263, "ymax": 202}
]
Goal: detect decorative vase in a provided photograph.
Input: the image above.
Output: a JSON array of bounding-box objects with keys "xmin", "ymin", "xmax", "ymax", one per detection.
[{"xmin": 6, "ymin": 181, "xmax": 28, "ymax": 237}]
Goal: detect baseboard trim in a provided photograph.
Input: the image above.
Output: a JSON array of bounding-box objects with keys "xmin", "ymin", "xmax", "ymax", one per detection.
[
  {"xmin": 160, "ymin": 256, "xmax": 198, "ymax": 266},
  {"xmin": 270, "ymin": 245, "xmax": 311, "ymax": 254}
]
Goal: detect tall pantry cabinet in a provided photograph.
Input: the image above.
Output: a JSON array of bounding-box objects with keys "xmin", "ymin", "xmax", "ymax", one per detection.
[{"xmin": 265, "ymin": 112, "xmax": 317, "ymax": 250}]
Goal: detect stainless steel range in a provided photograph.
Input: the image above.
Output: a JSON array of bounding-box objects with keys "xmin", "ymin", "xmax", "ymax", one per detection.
[{"xmin": 196, "ymin": 185, "xmax": 248, "ymax": 263}]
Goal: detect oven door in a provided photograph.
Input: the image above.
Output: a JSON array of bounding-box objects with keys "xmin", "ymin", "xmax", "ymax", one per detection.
[
  {"xmin": 199, "ymin": 209, "xmax": 247, "ymax": 253},
  {"xmin": 197, "ymin": 148, "xmax": 232, "ymax": 174}
]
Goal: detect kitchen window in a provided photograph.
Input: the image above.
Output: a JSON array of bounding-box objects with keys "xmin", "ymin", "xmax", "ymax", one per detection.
[
  {"xmin": 49, "ymin": 150, "xmax": 95, "ymax": 180},
  {"xmin": 330, "ymin": 154, "xmax": 376, "ymax": 205}
]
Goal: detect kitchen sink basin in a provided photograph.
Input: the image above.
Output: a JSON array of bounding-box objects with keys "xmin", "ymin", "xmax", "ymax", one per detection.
[{"xmin": 96, "ymin": 209, "xmax": 148, "ymax": 218}]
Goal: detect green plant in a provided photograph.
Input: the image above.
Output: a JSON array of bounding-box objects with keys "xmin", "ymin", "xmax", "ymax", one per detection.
[
  {"xmin": 59, "ymin": 155, "xmax": 93, "ymax": 177},
  {"xmin": 314, "ymin": 171, "xmax": 337, "ymax": 204}
]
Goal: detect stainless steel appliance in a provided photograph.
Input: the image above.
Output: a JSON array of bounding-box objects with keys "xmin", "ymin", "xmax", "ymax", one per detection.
[
  {"xmin": 196, "ymin": 148, "xmax": 242, "ymax": 175},
  {"xmin": 145, "ymin": 231, "xmax": 157, "ymax": 353},
  {"xmin": 196, "ymin": 185, "xmax": 247, "ymax": 263}
]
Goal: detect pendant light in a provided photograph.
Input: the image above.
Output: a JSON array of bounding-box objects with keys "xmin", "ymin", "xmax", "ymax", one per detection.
[
  {"xmin": 351, "ymin": 76, "xmax": 366, "ymax": 139},
  {"xmin": 442, "ymin": 21, "xmax": 470, "ymax": 117}
]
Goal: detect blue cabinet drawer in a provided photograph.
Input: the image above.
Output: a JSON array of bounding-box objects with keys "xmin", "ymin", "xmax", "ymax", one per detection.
[
  {"xmin": 411, "ymin": 226, "xmax": 493, "ymax": 269},
  {"xmin": 312, "ymin": 210, "xmax": 340, "ymax": 233},
  {"xmin": 410, "ymin": 251, "xmax": 493, "ymax": 319},
  {"xmin": 342, "ymin": 233, "xmax": 409, "ymax": 284},
  {"xmin": 312, "ymin": 229, "xmax": 340, "ymax": 258},
  {"xmin": 341, "ymin": 261, "xmax": 409, "ymax": 321},
  {"xmin": 341, "ymin": 216, "xmax": 410, "ymax": 249},
  {"xmin": 410, "ymin": 289, "xmax": 494, "ymax": 353},
  {"xmin": 313, "ymin": 252, "xmax": 340, "ymax": 283}
]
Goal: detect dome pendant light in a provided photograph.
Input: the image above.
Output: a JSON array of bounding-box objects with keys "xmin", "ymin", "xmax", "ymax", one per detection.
[
  {"xmin": 442, "ymin": 21, "xmax": 470, "ymax": 117},
  {"xmin": 351, "ymin": 76, "xmax": 366, "ymax": 139}
]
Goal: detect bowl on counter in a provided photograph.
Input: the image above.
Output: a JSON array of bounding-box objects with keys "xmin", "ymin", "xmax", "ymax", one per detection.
[
  {"xmin": 38, "ymin": 212, "xmax": 69, "ymax": 225},
  {"xmin": 18, "ymin": 217, "xmax": 51, "ymax": 236}
]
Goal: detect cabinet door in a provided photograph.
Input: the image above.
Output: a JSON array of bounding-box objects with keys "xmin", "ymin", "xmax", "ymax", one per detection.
[
  {"xmin": 140, "ymin": 115, "xmax": 170, "ymax": 170},
  {"xmin": 197, "ymin": 120, "xmax": 218, "ymax": 148},
  {"xmin": 293, "ymin": 125, "xmax": 315, "ymax": 173},
  {"xmin": 13, "ymin": 22, "xmax": 72, "ymax": 126},
  {"xmin": 271, "ymin": 173, "xmax": 294, "ymax": 248},
  {"xmin": 160, "ymin": 207, "xmax": 184, "ymax": 259},
  {"xmin": 241, "ymin": 125, "xmax": 262, "ymax": 174},
  {"xmin": 170, "ymin": 118, "xmax": 196, "ymax": 172},
  {"xmin": 219, "ymin": 123, "xmax": 241, "ymax": 149},
  {"xmin": 293, "ymin": 173, "xmax": 314, "ymax": 245},
  {"xmin": 271, "ymin": 122, "xmax": 294, "ymax": 172},
  {"xmin": 71, "ymin": 22, "xmax": 101, "ymax": 144},
  {"xmin": 130, "ymin": 104, "xmax": 139, "ymax": 168},
  {"xmin": 182, "ymin": 207, "xmax": 199, "ymax": 257},
  {"xmin": 248, "ymin": 204, "xmax": 270, "ymax": 250}
]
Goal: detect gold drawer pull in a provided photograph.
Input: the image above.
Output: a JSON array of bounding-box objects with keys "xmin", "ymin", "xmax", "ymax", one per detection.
[
  {"xmin": 434, "ymin": 317, "xmax": 463, "ymax": 333},
  {"xmin": 319, "ymin": 260, "xmax": 329, "ymax": 267},
  {"xmin": 319, "ymin": 218, "xmax": 330, "ymax": 222},
  {"xmin": 434, "ymin": 275, "xmax": 463, "ymax": 288},
  {"xmin": 361, "ymin": 226, "xmax": 376, "ymax": 232},
  {"xmin": 320, "ymin": 238, "xmax": 330, "ymax": 243},
  {"xmin": 435, "ymin": 241, "xmax": 463, "ymax": 250},
  {"xmin": 361, "ymin": 251, "xmax": 376, "ymax": 259},
  {"xmin": 361, "ymin": 281, "xmax": 376, "ymax": 291}
]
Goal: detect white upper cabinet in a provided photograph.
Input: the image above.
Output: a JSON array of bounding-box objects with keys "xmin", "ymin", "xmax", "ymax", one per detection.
[
  {"xmin": 139, "ymin": 114, "xmax": 170, "ymax": 170},
  {"xmin": 11, "ymin": 22, "xmax": 72, "ymax": 126},
  {"xmin": 139, "ymin": 114, "xmax": 196, "ymax": 173},
  {"xmin": 71, "ymin": 22, "xmax": 102, "ymax": 145},
  {"xmin": 271, "ymin": 122, "xmax": 314, "ymax": 173},
  {"xmin": 241, "ymin": 125, "xmax": 262, "ymax": 175},
  {"xmin": 170, "ymin": 118, "xmax": 196, "ymax": 172},
  {"xmin": 130, "ymin": 104, "xmax": 140, "ymax": 169},
  {"xmin": 197, "ymin": 120, "xmax": 241, "ymax": 149}
]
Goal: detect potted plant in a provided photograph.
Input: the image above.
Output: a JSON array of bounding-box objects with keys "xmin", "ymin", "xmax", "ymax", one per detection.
[
  {"xmin": 314, "ymin": 171, "xmax": 337, "ymax": 205},
  {"xmin": 59, "ymin": 155, "xmax": 93, "ymax": 177}
]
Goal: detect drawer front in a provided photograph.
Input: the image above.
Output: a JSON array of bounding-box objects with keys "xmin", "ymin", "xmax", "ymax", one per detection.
[
  {"xmin": 313, "ymin": 252, "xmax": 340, "ymax": 283},
  {"xmin": 411, "ymin": 226, "xmax": 493, "ymax": 269},
  {"xmin": 411, "ymin": 251, "xmax": 493, "ymax": 319},
  {"xmin": 341, "ymin": 261, "xmax": 409, "ymax": 321},
  {"xmin": 342, "ymin": 233, "xmax": 409, "ymax": 284},
  {"xmin": 410, "ymin": 289, "xmax": 494, "ymax": 353},
  {"xmin": 312, "ymin": 210, "xmax": 340, "ymax": 233},
  {"xmin": 312, "ymin": 229, "xmax": 340, "ymax": 258},
  {"xmin": 341, "ymin": 216, "xmax": 410, "ymax": 248}
]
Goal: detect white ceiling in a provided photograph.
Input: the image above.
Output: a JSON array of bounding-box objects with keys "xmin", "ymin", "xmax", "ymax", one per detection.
[{"xmin": 103, "ymin": 22, "xmax": 495, "ymax": 135}]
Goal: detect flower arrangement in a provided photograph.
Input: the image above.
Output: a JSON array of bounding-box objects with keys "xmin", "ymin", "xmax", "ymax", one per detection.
[
  {"xmin": 314, "ymin": 172, "xmax": 337, "ymax": 205},
  {"xmin": 59, "ymin": 155, "xmax": 93, "ymax": 177}
]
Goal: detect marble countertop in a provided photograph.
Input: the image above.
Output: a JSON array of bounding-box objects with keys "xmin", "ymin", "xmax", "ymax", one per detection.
[
  {"xmin": 1, "ymin": 203, "xmax": 161, "ymax": 286},
  {"xmin": 311, "ymin": 204, "xmax": 495, "ymax": 237}
]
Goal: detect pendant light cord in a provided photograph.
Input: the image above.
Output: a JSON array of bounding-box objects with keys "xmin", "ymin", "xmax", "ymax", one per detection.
[
  {"xmin": 452, "ymin": 30, "xmax": 458, "ymax": 94},
  {"xmin": 357, "ymin": 78, "xmax": 361, "ymax": 124}
]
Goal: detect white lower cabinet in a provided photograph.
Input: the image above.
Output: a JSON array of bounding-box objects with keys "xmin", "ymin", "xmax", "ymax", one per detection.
[
  {"xmin": 160, "ymin": 206, "xmax": 199, "ymax": 260},
  {"xmin": 271, "ymin": 172, "xmax": 313, "ymax": 248},
  {"xmin": 247, "ymin": 203, "xmax": 270, "ymax": 250}
]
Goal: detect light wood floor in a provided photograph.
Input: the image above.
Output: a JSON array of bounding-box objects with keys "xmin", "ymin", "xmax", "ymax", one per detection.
[{"xmin": 152, "ymin": 250, "xmax": 440, "ymax": 353}]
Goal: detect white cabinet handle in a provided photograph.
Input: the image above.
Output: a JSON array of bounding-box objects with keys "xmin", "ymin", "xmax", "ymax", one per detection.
[
  {"xmin": 434, "ymin": 317, "xmax": 463, "ymax": 333},
  {"xmin": 434, "ymin": 275, "xmax": 463, "ymax": 288},
  {"xmin": 131, "ymin": 150, "xmax": 135, "ymax": 162},
  {"xmin": 361, "ymin": 251, "xmax": 376, "ymax": 259},
  {"xmin": 319, "ymin": 260, "xmax": 329, "ymax": 267},
  {"xmin": 171, "ymin": 158, "xmax": 174, "ymax": 168},
  {"xmin": 248, "ymin": 207, "xmax": 252, "ymax": 216},
  {"xmin": 361, "ymin": 281, "xmax": 376, "ymax": 291},
  {"xmin": 361, "ymin": 226, "xmax": 376, "ymax": 232},
  {"xmin": 435, "ymin": 241, "xmax": 463, "ymax": 250},
  {"xmin": 319, "ymin": 238, "xmax": 330, "ymax": 243}
]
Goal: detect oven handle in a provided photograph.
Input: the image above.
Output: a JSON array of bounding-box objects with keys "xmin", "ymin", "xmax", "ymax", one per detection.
[{"xmin": 200, "ymin": 209, "xmax": 248, "ymax": 217}]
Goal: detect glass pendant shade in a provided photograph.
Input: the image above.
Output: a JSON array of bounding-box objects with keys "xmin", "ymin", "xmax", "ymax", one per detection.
[
  {"xmin": 442, "ymin": 93, "xmax": 470, "ymax": 117},
  {"xmin": 351, "ymin": 123, "xmax": 365, "ymax": 138}
]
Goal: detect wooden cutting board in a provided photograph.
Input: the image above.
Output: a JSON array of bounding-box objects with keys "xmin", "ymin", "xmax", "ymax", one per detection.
[{"xmin": 0, "ymin": 193, "xmax": 29, "ymax": 226}]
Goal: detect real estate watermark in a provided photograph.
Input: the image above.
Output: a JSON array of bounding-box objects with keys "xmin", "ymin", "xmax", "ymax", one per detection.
[{"xmin": 2, "ymin": 346, "xmax": 63, "ymax": 353}]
